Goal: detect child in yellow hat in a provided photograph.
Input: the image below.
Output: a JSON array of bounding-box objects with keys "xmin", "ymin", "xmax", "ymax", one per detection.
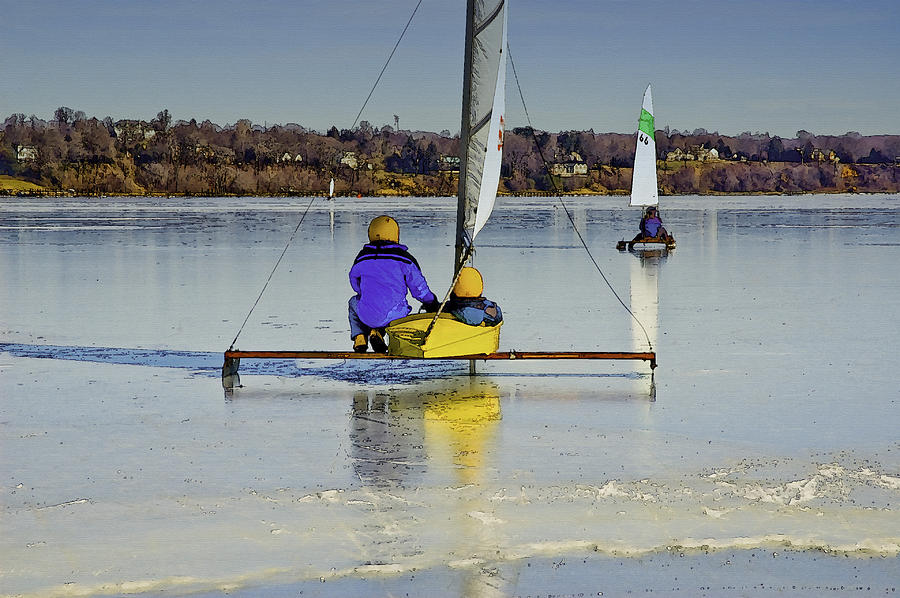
[{"xmin": 446, "ymin": 267, "xmax": 502, "ymax": 326}]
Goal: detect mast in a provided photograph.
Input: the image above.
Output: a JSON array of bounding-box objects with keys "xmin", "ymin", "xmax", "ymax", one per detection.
[
  {"xmin": 425, "ymin": 0, "xmax": 506, "ymax": 341},
  {"xmin": 454, "ymin": 0, "xmax": 507, "ymax": 274},
  {"xmin": 455, "ymin": 0, "xmax": 477, "ymax": 274}
]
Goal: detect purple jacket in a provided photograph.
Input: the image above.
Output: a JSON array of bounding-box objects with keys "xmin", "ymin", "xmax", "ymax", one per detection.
[
  {"xmin": 641, "ymin": 215, "xmax": 663, "ymax": 237},
  {"xmin": 349, "ymin": 241, "xmax": 437, "ymax": 328}
]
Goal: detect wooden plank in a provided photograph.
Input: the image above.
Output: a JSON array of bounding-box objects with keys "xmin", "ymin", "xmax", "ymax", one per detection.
[{"xmin": 224, "ymin": 349, "xmax": 656, "ymax": 367}]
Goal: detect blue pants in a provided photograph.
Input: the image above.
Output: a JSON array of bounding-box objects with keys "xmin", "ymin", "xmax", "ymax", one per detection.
[{"xmin": 348, "ymin": 296, "xmax": 385, "ymax": 339}]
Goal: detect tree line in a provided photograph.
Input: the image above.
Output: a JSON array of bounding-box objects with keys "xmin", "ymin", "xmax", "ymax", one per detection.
[{"xmin": 2, "ymin": 108, "xmax": 899, "ymax": 196}]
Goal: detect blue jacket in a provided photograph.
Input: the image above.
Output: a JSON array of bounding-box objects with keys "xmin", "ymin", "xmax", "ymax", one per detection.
[
  {"xmin": 447, "ymin": 296, "xmax": 503, "ymax": 327},
  {"xmin": 349, "ymin": 241, "xmax": 437, "ymax": 328}
]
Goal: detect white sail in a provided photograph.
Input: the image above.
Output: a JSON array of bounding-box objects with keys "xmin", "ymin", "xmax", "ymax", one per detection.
[
  {"xmin": 630, "ymin": 84, "xmax": 658, "ymax": 207},
  {"xmin": 458, "ymin": 0, "xmax": 507, "ymax": 247},
  {"xmin": 328, "ymin": 177, "xmax": 335, "ymax": 199}
]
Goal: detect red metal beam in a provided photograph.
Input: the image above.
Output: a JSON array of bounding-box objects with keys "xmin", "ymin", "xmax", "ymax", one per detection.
[{"xmin": 224, "ymin": 349, "xmax": 656, "ymax": 367}]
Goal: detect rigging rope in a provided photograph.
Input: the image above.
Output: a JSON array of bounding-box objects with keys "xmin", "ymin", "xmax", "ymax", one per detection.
[
  {"xmin": 228, "ymin": 197, "xmax": 316, "ymax": 350},
  {"xmin": 423, "ymin": 243, "xmax": 474, "ymax": 339},
  {"xmin": 508, "ymin": 48, "xmax": 654, "ymax": 352},
  {"xmin": 350, "ymin": 0, "xmax": 424, "ymax": 131},
  {"xmin": 230, "ymin": 3, "xmax": 424, "ymax": 350}
]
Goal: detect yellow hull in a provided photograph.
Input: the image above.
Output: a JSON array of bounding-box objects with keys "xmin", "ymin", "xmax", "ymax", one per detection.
[{"xmin": 386, "ymin": 313, "xmax": 502, "ymax": 358}]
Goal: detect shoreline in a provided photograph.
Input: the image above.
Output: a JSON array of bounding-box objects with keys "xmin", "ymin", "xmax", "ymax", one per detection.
[
  {"xmin": 4, "ymin": 161, "xmax": 900, "ymax": 198},
  {"xmin": 2, "ymin": 188, "xmax": 897, "ymax": 199}
]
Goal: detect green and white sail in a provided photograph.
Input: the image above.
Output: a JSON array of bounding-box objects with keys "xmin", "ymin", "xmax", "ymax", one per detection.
[
  {"xmin": 630, "ymin": 84, "xmax": 658, "ymax": 207},
  {"xmin": 455, "ymin": 0, "xmax": 507, "ymax": 268}
]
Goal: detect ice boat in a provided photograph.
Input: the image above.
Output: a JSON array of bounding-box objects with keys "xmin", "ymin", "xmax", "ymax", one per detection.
[
  {"xmin": 618, "ymin": 84, "xmax": 676, "ymax": 252},
  {"xmin": 385, "ymin": 0, "xmax": 507, "ymax": 358},
  {"xmin": 222, "ymin": 1, "xmax": 657, "ymax": 389}
]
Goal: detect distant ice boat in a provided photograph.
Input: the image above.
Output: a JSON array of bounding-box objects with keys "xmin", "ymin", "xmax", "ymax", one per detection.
[{"xmin": 617, "ymin": 84, "xmax": 676, "ymax": 251}]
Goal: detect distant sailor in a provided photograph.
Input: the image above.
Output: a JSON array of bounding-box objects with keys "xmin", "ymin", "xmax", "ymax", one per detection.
[
  {"xmin": 629, "ymin": 206, "xmax": 673, "ymax": 249},
  {"xmin": 348, "ymin": 215, "xmax": 439, "ymax": 353},
  {"xmin": 446, "ymin": 267, "xmax": 502, "ymax": 327}
]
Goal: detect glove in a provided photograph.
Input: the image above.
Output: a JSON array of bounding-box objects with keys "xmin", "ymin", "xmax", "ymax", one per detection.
[{"xmin": 421, "ymin": 299, "xmax": 440, "ymax": 313}]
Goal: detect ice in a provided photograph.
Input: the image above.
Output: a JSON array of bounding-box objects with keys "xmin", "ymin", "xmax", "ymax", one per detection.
[{"xmin": 1, "ymin": 195, "xmax": 899, "ymax": 596}]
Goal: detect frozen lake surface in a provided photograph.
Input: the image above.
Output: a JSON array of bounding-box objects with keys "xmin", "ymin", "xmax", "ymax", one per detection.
[{"xmin": 1, "ymin": 194, "xmax": 899, "ymax": 597}]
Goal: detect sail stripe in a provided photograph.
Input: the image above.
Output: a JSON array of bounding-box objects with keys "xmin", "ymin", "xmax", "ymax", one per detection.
[
  {"xmin": 353, "ymin": 246, "xmax": 420, "ymax": 269},
  {"xmin": 638, "ymin": 109, "xmax": 655, "ymax": 137},
  {"xmin": 474, "ymin": 0, "xmax": 504, "ymax": 36},
  {"xmin": 470, "ymin": 111, "xmax": 492, "ymax": 137}
]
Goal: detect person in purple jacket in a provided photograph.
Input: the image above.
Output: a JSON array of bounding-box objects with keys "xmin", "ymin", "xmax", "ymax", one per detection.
[
  {"xmin": 348, "ymin": 215, "xmax": 439, "ymax": 353},
  {"xmin": 628, "ymin": 206, "xmax": 673, "ymax": 249}
]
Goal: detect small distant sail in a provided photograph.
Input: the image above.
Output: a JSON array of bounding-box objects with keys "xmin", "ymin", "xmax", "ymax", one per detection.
[
  {"xmin": 458, "ymin": 0, "xmax": 508, "ymax": 246},
  {"xmin": 328, "ymin": 177, "xmax": 335, "ymax": 199},
  {"xmin": 630, "ymin": 84, "xmax": 658, "ymax": 207}
]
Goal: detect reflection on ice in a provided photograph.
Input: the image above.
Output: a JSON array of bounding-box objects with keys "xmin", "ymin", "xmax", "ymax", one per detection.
[
  {"xmin": 629, "ymin": 249, "xmax": 663, "ymax": 352},
  {"xmin": 628, "ymin": 249, "xmax": 665, "ymax": 399},
  {"xmin": 349, "ymin": 378, "xmax": 501, "ymax": 489},
  {"xmin": 349, "ymin": 378, "xmax": 513, "ymax": 596}
]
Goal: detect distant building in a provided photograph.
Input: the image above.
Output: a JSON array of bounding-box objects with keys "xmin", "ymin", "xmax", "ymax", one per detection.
[
  {"xmin": 809, "ymin": 148, "xmax": 841, "ymax": 164},
  {"xmin": 550, "ymin": 152, "xmax": 587, "ymax": 177},
  {"xmin": 16, "ymin": 145, "xmax": 38, "ymax": 162},
  {"xmin": 278, "ymin": 152, "xmax": 303, "ymax": 163},
  {"xmin": 339, "ymin": 151, "xmax": 359, "ymax": 169},
  {"xmin": 194, "ymin": 144, "xmax": 232, "ymax": 163},
  {"xmin": 114, "ymin": 120, "xmax": 156, "ymax": 146},
  {"xmin": 666, "ymin": 146, "xmax": 718, "ymax": 162},
  {"xmin": 666, "ymin": 148, "xmax": 693, "ymax": 162},
  {"xmin": 439, "ymin": 155, "xmax": 460, "ymax": 172}
]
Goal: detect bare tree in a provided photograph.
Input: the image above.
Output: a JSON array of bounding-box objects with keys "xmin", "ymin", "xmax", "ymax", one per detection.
[
  {"xmin": 53, "ymin": 107, "xmax": 74, "ymax": 128},
  {"xmin": 154, "ymin": 109, "xmax": 172, "ymax": 133}
]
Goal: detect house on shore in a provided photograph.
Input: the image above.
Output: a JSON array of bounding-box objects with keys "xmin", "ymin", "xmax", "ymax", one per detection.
[
  {"xmin": 439, "ymin": 155, "xmax": 460, "ymax": 172},
  {"xmin": 666, "ymin": 146, "xmax": 719, "ymax": 162},
  {"xmin": 16, "ymin": 145, "xmax": 38, "ymax": 162},
  {"xmin": 550, "ymin": 152, "xmax": 588, "ymax": 177},
  {"xmin": 277, "ymin": 152, "xmax": 303, "ymax": 163}
]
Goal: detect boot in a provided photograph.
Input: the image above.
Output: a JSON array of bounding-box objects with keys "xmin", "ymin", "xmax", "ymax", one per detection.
[
  {"xmin": 353, "ymin": 334, "xmax": 368, "ymax": 353},
  {"xmin": 369, "ymin": 329, "xmax": 388, "ymax": 353}
]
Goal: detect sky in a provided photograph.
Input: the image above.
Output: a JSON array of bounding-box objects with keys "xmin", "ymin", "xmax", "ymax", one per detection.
[{"xmin": 3, "ymin": 0, "xmax": 899, "ymax": 137}]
